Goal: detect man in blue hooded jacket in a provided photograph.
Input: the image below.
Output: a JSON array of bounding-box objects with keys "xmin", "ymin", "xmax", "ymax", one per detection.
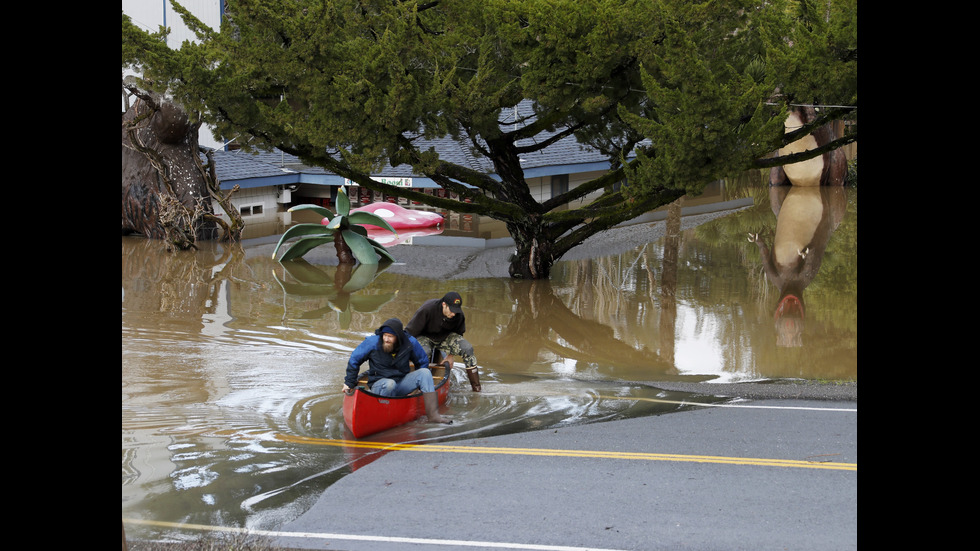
[{"xmin": 343, "ymin": 317, "xmax": 451, "ymax": 424}]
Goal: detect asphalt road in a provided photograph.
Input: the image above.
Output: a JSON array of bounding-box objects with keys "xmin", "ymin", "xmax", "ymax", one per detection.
[{"xmin": 270, "ymin": 389, "xmax": 857, "ymax": 551}]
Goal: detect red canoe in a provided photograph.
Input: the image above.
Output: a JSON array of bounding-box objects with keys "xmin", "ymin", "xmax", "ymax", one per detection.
[{"xmin": 342, "ymin": 363, "xmax": 452, "ymax": 438}]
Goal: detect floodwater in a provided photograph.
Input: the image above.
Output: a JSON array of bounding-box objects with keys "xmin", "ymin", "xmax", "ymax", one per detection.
[{"xmin": 122, "ymin": 182, "xmax": 857, "ymax": 541}]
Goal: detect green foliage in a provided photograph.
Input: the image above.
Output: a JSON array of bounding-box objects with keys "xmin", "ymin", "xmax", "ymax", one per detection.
[
  {"xmin": 122, "ymin": 12, "xmax": 172, "ymax": 72},
  {"xmin": 124, "ymin": 0, "xmax": 857, "ymax": 278},
  {"xmin": 271, "ymin": 188, "xmax": 396, "ymax": 264},
  {"xmin": 763, "ymin": 0, "xmax": 858, "ymax": 107},
  {"xmin": 619, "ymin": 1, "xmax": 787, "ymax": 197}
]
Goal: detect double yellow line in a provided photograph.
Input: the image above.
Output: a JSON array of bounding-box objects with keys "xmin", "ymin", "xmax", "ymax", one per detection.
[{"xmin": 275, "ymin": 434, "xmax": 856, "ymax": 471}]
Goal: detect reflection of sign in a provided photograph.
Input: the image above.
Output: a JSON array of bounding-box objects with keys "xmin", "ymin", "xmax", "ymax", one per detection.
[{"xmin": 345, "ymin": 177, "xmax": 414, "ymax": 188}]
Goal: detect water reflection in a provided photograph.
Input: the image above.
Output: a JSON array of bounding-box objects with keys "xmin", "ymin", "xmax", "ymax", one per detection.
[
  {"xmin": 273, "ymin": 260, "xmax": 397, "ymax": 329},
  {"xmin": 493, "ymin": 279, "xmax": 674, "ymax": 375},
  {"xmin": 122, "ymin": 184, "xmax": 857, "ymax": 540},
  {"xmin": 493, "ymin": 196, "xmax": 687, "ymax": 378},
  {"xmin": 748, "ymin": 186, "xmax": 848, "ymax": 347},
  {"xmin": 121, "ymin": 236, "xmax": 247, "ymax": 334}
]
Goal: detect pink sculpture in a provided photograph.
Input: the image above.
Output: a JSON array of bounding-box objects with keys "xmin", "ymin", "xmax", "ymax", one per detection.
[
  {"xmin": 366, "ymin": 226, "xmax": 445, "ymax": 247},
  {"xmin": 350, "ymin": 202, "xmax": 444, "ymax": 230}
]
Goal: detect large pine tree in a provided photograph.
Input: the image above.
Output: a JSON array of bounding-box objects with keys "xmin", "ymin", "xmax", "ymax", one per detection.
[{"xmin": 123, "ymin": 0, "xmax": 856, "ymax": 278}]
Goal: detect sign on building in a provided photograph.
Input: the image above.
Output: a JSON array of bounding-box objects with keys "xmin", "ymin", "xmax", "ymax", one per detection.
[{"xmin": 344, "ymin": 177, "xmax": 414, "ymax": 188}]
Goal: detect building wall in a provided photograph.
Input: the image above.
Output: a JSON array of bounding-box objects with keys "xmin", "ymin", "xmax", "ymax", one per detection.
[
  {"xmin": 526, "ymin": 169, "xmax": 611, "ymax": 206},
  {"xmin": 212, "ymin": 186, "xmax": 289, "ymax": 239},
  {"xmin": 122, "ymin": 0, "xmax": 223, "ymax": 46}
]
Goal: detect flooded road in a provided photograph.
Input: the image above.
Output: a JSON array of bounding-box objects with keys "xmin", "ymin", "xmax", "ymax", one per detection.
[{"xmin": 122, "ymin": 183, "xmax": 857, "ymax": 540}]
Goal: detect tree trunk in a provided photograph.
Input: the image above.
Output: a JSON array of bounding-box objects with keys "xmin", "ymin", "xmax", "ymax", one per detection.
[
  {"xmin": 334, "ymin": 235, "xmax": 355, "ymax": 264},
  {"xmin": 507, "ymin": 222, "xmax": 555, "ymax": 279},
  {"xmin": 122, "ymin": 89, "xmax": 224, "ymax": 248}
]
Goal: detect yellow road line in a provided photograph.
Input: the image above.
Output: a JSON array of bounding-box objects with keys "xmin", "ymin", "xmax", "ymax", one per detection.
[{"xmin": 274, "ymin": 434, "xmax": 856, "ymax": 471}]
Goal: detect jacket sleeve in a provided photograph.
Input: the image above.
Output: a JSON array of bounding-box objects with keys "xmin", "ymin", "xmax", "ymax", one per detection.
[
  {"xmin": 346, "ymin": 337, "xmax": 376, "ymax": 387},
  {"xmin": 405, "ymin": 307, "xmax": 427, "ymax": 336},
  {"xmin": 409, "ymin": 335, "xmax": 430, "ymax": 368}
]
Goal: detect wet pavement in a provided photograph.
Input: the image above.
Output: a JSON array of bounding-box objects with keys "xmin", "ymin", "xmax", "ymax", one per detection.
[
  {"xmin": 245, "ymin": 211, "xmax": 743, "ymax": 281},
  {"xmin": 270, "ymin": 387, "xmax": 857, "ymax": 551}
]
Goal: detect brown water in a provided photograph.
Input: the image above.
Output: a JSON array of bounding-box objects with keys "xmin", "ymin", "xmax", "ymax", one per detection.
[{"xmin": 122, "ymin": 184, "xmax": 857, "ymax": 540}]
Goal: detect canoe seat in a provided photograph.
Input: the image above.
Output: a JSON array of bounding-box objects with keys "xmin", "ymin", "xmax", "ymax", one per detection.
[
  {"xmin": 354, "ymin": 352, "xmax": 449, "ymax": 392},
  {"xmin": 429, "ymin": 348, "xmax": 452, "ymax": 385}
]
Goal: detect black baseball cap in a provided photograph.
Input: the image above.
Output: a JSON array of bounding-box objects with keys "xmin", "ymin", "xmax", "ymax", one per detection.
[{"xmin": 442, "ymin": 292, "xmax": 463, "ymax": 314}]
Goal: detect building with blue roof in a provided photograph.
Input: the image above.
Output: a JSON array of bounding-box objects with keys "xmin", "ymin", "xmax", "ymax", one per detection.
[{"xmin": 204, "ymin": 100, "xmax": 634, "ymax": 240}]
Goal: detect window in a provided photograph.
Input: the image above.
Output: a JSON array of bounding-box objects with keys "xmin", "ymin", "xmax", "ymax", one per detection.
[
  {"xmin": 550, "ymin": 174, "xmax": 569, "ymax": 198},
  {"xmin": 239, "ymin": 203, "xmax": 265, "ymax": 217}
]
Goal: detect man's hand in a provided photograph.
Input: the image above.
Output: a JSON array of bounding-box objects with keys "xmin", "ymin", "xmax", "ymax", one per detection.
[{"xmin": 342, "ymin": 384, "xmax": 352, "ymax": 394}]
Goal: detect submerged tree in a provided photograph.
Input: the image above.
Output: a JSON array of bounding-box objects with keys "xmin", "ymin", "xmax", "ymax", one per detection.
[
  {"xmin": 121, "ymin": 84, "xmax": 245, "ymax": 248},
  {"xmin": 122, "ymin": 0, "xmax": 856, "ymax": 277}
]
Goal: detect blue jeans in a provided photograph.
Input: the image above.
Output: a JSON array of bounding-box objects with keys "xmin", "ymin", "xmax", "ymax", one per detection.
[{"xmin": 371, "ymin": 368, "xmax": 436, "ymax": 397}]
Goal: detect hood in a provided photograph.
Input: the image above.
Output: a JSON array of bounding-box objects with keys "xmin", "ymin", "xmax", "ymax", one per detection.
[{"xmin": 375, "ymin": 318, "xmax": 405, "ymax": 338}]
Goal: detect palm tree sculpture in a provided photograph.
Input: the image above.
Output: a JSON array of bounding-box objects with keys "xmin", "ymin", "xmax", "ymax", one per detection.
[{"xmin": 272, "ymin": 187, "xmax": 397, "ymax": 264}]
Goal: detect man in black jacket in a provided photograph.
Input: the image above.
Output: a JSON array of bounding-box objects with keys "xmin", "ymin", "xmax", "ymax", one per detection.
[{"xmin": 406, "ymin": 291, "xmax": 482, "ymax": 391}]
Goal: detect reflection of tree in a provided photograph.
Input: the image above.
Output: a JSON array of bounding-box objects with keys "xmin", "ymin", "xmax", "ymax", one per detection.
[
  {"xmin": 748, "ymin": 185, "xmax": 847, "ymax": 347},
  {"xmin": 273, "ymin": 260, "xmax": 397, "ymax": 329},
  {"xmin": 658, "ymin": 196, "xmax": 683, "ymax": 365},
  {"xmin": 121, "ymin": 236, "xmax": 247, "ymax": 330},
  {"xmin": 654, "ymin": 184, "xmax": 856, "ymax": 379},
  {"xmin": 492, "ymin": 278, "xmax": 673, "ymax": 374},
  {"xmin": 538, "ymin": 197, "xmax": 687, "ymax": 375}
]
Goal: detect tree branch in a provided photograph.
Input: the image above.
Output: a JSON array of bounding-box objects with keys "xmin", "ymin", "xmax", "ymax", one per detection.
[
  {"xmin": 752, "ymin": 133, "xmax": 857, "ymax": 169},
  {"xmin": 551, "ymin": 188, "xmax": 685, "ymax": 259}
]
